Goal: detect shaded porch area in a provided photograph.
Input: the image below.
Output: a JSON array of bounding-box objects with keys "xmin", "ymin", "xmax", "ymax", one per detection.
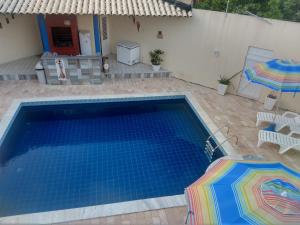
[
  {"xmin": 103, "ymin": 54, "xmax": 171, "ymax": 80},
  {"xmin": 0, "ymin": 55, "xmax": 171, "ymax": 85},
  {"xmin": 0, "ymin": 56, "xmax": 40, "ymax": 81}
]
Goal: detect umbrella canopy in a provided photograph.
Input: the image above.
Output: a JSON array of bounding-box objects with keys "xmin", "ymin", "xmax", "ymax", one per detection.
[
  {"xmin": 185, "ymin": 159, "xmax": 300, "ymax": 225},
  {"xmin": 244, "ymin": 59, "xmax": 300, "ymax": 93}
]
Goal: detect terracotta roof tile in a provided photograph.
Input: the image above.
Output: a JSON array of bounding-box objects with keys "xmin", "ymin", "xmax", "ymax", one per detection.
[{"xmin": 0, "ymin": 0, "xmax": 192, "ymax": 17}]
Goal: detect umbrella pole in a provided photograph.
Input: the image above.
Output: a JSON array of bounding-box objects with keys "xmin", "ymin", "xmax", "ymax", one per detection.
[
  {"xmin": 272, "ymin": 92, "xmax": 282, "ymax": 123},
  {"xmin": 275, "ymin": 92, "xmax": 282, "ymax": 113}
]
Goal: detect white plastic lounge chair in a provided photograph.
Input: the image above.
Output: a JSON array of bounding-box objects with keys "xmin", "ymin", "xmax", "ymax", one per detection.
[
  {"xmin": 258, "ymin": 130, "xmax": 300, "ymax": 154},
  {"xmin": 256, "ymin": 111, "xmax": 300, "ymax": 132}
]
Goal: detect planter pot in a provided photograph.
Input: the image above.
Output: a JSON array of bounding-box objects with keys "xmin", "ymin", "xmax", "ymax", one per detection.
[
  {"xmin": 152, "ymin": 64, "xmax": 161, "ymax": 72},
  {"xmin": 217, "ymin": 84, "xmax": 229, "ymax": 96},
  {"xmin": 264, "ymin": 96, "xmax": 277, "ymax": 110}
]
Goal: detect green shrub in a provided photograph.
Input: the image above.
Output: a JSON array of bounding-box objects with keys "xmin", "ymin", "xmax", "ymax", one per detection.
[{"xmin": 193, "ymin": 0, "xmax": 300, "ymax": 22}]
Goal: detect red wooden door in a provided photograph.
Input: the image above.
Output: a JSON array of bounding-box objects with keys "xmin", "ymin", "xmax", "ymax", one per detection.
[{"xmin": 46, "ymin": 15, "xmax": 80, "ymax": 55}]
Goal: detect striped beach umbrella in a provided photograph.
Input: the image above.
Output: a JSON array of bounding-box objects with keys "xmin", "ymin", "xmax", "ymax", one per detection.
[
  {"xmin": 244, "ymin": 59, "xmax": 300, "ymax": 93},
  {"xmin": 185, "ymin": 159, "xmax": 300, "ymax": 225}
]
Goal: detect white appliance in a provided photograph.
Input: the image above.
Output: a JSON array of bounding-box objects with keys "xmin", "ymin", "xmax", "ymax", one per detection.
[
  {"xmin": 117, "ymin": 41, "xmax": 140, "ymax": 65},
  {"xmin": 79, "ymin": 31, "xmax": 92, "ymax": 55}
]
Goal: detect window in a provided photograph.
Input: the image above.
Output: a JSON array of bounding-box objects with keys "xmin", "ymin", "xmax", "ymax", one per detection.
[{"xmin": 51, "ymin": 27, "xmax": 73, "ymax": 48}]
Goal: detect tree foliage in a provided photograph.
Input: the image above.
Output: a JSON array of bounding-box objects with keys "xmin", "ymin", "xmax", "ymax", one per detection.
[{"xmin": 194, "ymin": 0, "xmax": 300, "ymax": 22}]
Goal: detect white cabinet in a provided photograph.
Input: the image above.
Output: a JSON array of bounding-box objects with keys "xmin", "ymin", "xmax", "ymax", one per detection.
[
  {"xmin": 117, "ymin": 41, "xmax": 140, "ymax": 65},
  {"xmin": 79, "ymin": 31, "xmax": 92, "ymax": 55}
]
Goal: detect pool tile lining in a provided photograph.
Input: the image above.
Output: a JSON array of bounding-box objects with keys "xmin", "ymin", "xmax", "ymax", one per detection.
[{"xmin": 0, "ymin": 92, "xmax": 237, "ymax": 224}]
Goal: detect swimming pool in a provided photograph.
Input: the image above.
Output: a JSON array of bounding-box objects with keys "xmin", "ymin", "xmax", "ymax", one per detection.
[{"xmin": 0, "ymin": 94, "xmax": 226, "ymax": 222}]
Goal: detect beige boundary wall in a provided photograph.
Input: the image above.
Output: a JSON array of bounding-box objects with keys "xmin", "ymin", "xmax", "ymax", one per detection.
[
  {"xmin": 0, "ymin": 15, "xmax": 42, "ymax": 64},
  {"xmin": 109, "ymin": 9, "xmax": 300, "ymax": 112}
]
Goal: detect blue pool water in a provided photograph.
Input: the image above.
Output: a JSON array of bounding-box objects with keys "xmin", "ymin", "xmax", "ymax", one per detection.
[{"xmin": 0, "ymin": 97, "xmax": 223, "ymax": 217}]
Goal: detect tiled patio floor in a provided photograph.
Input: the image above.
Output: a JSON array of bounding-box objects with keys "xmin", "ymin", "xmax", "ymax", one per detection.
[
  {"xmin": 0, "ymin": 56, "xmax": 40, "ymax": 78},
  {"xmin": 105, "ymin": 54, "xmax": 171, "ymax": 78},
  {"xmin": 0, "ymin": 78, "xmax": 299, "ymax": 225}
]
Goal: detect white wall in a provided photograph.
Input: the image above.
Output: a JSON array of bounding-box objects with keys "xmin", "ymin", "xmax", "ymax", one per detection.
[
  {"xmin": 0, "ymin": 15, "xmax": 42, "ymax": 64},
  {"xmin": 109, "ymin": 9, "xmax": 300, "ymax": 112}
]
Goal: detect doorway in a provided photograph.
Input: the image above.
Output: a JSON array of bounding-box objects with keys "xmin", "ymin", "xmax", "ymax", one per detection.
[
  {"xmin": 46, "ymin": 15, "xmax": 80, "ymax": 55},
  {"xmin": 237, "ymin": 46, "xmax": 273, "ymax": 100}
]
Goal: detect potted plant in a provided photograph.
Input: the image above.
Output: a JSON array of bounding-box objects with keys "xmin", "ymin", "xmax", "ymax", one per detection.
[
  {"xmin": 149, "ymin": 49, "xmax": 164, "ymax": 72},
  {"xmin": 217, "ymin": 70, "xmax": 243, "ymax": 95},
  {"xmin": 264, "ymin": 93, "xmax": 278, "ymax": 110},
  {"xmin": 217, "ymin": 75, "xmax": 231, "ymax": 95}
]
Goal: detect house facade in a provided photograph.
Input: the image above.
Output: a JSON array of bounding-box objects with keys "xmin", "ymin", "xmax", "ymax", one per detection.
[
  {"xmin": 0, "ymin": 0, "xmax": 192, "ymax": 57},
  {"xmin": 0, "ymin": 0, "xmax": 192, "ymax": 84}
]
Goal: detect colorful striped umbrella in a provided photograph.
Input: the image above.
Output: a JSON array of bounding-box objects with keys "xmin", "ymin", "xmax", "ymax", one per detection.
[
  {"xmin": 185, "ymin": 159, "xmax": 300, "ymax": 225},
  {"xmin": 244, "ymin": 59, "xmax": 300, "ymax": 93}
]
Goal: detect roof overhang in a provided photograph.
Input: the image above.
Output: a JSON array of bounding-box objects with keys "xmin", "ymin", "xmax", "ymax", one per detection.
[{"xmin": 0, "ymin": 0, "xmax": 192, "ymax": 17}]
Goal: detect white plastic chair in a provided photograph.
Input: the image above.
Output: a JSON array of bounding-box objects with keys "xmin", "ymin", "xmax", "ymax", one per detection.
[
  {"xmin": 256, "ymin": 111, "xmax": 300, "ymax": 133},
  {"xmin": 258, "ymin": 130, "xmax": 300, "ymax": 154}
]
